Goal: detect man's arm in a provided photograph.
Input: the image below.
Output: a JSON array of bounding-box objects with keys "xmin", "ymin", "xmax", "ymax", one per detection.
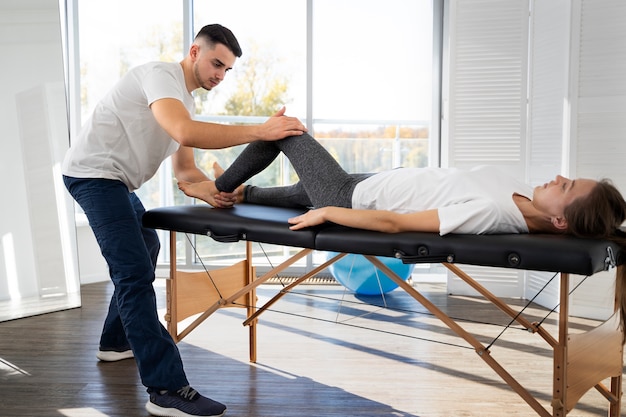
[
  {"xmin": 288, "ymin": 207, "xmax": 441, "ymax": 233},
  {"xmin": 171, "ymin": 146, "xmax": 210, "ymax": 183},
  {"xmin": 150, "ymin": 98, "xmax": 306, "ymax": 149}
]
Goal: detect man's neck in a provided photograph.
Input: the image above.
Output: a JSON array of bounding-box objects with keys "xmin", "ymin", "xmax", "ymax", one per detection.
[{"xmin": 179, "ymin": 59, "xmax": 198, "ymax": 94}]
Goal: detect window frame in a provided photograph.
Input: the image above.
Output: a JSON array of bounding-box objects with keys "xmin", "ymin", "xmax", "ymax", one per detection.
[{"xmin": 66, "ymin": 0, "xmax": 445, "ymax": 277}]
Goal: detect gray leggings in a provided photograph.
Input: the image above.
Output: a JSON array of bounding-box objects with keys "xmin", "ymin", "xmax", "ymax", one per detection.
[{"xmin": 215, "ymin": 133, "xmax": 371, "ymax": 209}]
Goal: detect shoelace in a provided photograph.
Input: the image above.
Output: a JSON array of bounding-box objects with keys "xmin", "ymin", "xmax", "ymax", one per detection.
[{"xmin": 177, "ymin": 385, "xmax": 199, "ymax": 400}]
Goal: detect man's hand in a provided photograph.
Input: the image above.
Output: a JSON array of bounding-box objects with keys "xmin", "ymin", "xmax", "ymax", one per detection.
[{"xmin": 259, "ymin": 106, "xmax": 307, "ymax": 141}]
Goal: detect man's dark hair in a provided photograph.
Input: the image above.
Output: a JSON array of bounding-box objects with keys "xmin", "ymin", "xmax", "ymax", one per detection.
[{"xmin": 195, "ymin": 24, "xmax": 242, "ymax": 58}]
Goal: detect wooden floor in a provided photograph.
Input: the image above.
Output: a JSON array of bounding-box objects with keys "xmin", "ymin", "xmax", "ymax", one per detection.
[{"xmin": 0, "ymin": 279, "xmax": 622, "ymax": 417}]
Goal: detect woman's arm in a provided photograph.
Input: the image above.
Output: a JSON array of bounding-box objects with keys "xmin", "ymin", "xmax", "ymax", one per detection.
[{"xmin": 288, "ymin": 207, "xmax": 441, "ymax": 233}]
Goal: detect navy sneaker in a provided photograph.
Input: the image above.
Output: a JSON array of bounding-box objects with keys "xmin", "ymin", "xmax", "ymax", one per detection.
[{"xmin": 145, "ymin": 385, "xmax": 227, "ymax": 417}]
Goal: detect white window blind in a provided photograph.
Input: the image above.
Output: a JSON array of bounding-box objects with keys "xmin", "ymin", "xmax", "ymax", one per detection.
[
  {"xmin": 523, "ymin": 0, "xmax": 572, "ymax": 312},
  {"xmin": 525, "ymin": 0, "xmax": 625, "ymax": 319},
  {"xmin": 443, "ymin": 0, "xmax": 529, "ymax": 178},
  {"xmin": 567, "ymin": 0, "xmax": 626, "ymax": 320},
  {"xmin": 527, "ymin": 0, "xmax": 570, "ymax": 186},
  {"xmin": 442, "ymin": 0, "xmax": 625, "ymax": 313},
  {"xmin": 443, "ymin": 0, "xmax": 529, "ymax": 297},
  {"xmin": 573, "ymin": 0, "xmax": 626, "ymax": 185}
]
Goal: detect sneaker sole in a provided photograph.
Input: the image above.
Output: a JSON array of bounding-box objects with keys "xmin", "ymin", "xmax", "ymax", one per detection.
[
  {"xmin": 96, "ymin": 349, "xmax": 134, "ymax": 362},
  {"xmin": 145, "ymin": 400, "xmax": 226, "ymax": 417}
]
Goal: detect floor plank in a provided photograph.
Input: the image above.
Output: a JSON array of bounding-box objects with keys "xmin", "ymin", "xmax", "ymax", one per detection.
[{"xmin": 0, "ymin": 280, "xmax": 621, "ymax": 416}]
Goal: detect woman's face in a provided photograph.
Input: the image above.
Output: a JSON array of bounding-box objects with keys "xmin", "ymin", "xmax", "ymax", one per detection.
[{"xmin": 532, "ymin": 175, "xmax": 597, "ymax": 221}]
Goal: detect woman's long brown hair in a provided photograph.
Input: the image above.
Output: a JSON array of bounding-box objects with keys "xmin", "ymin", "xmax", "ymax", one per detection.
[{"xmin": 564, "ymin": 179, "xmax": 626, "ymax": 342}]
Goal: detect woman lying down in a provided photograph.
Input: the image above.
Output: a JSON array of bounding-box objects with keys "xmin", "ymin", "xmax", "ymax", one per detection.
[
  {"xmin": 178, "ymin": 133, "xmax": 626, "ymax": 238},
  {"xmin": 178, "ymin": 133, "xmax": 626, "ymax": 339}
]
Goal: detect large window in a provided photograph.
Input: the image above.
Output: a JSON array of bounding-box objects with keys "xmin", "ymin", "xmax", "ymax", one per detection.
[
  {"xmin": 72, "ymin": 0, "xmax": 438, "ymax": 274},
  {"xmin": 77, "ymin": 0, "xmax": 184, "ymax": 121},
  {"xmin": 74, "ymin": 0, "xmax": 185, "ymax": 214}
]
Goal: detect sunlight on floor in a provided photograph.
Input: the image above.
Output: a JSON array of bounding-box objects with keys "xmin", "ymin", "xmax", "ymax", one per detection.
[
  {"xmin": 251, "ymin": 362, "xmax": 297, "ymax": 380},
  {"xmin": 58, "ymin": 408, "xmax": 110, "ymax": 417},
  {"xmin": 0, "ymin": 357, "xmax": 30, "ymax": 377}
]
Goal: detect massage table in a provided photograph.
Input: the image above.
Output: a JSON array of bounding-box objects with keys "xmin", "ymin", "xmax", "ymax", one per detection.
[{"xmin": 143, "ymin": 203, "xmax": 624, "ymax": 417}]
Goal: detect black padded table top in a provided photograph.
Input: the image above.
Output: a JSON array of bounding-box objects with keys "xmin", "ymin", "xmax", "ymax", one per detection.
[
  {"xmin": 142, "ymin": 204, "xmax": 623, "ymax": 276},
  {"xmin": 143, "ymin": 204, "xmax": 318, "ymax": 249}
]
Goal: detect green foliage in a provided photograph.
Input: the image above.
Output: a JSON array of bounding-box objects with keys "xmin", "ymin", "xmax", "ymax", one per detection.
[
  {"xmin": 193, "ymin": 41, "xmax": 292, "ymax": 179},
  {"xmin": 222, "ymin": 42, "xmax": 291, "ymax": 117}
]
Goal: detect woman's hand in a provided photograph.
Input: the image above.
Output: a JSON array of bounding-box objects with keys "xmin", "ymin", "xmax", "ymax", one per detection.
[{"xmin": 288, "ymin": 208, "xmax": 328, "ymax": 230}]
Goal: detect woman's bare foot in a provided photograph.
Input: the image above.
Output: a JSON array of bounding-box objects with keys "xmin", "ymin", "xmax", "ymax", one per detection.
[
  {"xmin": 213, "ymin": 161, "xmax": 226, "ymax": 178},
  {"xmin": 178, "ymin": 180, "xmax": 232, "ymax": 208},
  {"xmin": 213, "ymin": 161, "xmax": 246, "ymax": 204}
]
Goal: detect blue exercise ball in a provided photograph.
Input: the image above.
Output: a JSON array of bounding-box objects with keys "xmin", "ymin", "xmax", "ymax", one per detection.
[{"xmin": 326, "ymin": 252, "xmax": 414, "ymax": 295}]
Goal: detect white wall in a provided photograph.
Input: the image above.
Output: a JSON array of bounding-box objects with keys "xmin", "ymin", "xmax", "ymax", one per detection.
[{"xmin": 0, "ymin": 0, "xmax": 80, "ymax": 317}]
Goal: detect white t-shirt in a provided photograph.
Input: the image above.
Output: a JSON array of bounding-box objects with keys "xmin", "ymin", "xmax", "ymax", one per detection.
[
  {"xmin": 351, "ymin": 166, "xmax": 533, "ymax": 235},
  {"xmin": 62, "ymin": 62, "xmax": 194, "ymax": 191}
]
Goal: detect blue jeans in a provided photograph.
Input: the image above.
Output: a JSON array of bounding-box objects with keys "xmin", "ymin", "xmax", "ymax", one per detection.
[{"xmin": 63, "ymin": 176, "xmax": 188, "ymax": 391}]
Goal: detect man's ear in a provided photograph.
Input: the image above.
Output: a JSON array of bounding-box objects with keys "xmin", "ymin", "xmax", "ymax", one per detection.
[
  {"xmin": 552, "ymin": 216, "xmax": 568, "ymax": 230},
  {"xmin": 189, "ymin": 43, "xmax": 200, "ymax": 61}
]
